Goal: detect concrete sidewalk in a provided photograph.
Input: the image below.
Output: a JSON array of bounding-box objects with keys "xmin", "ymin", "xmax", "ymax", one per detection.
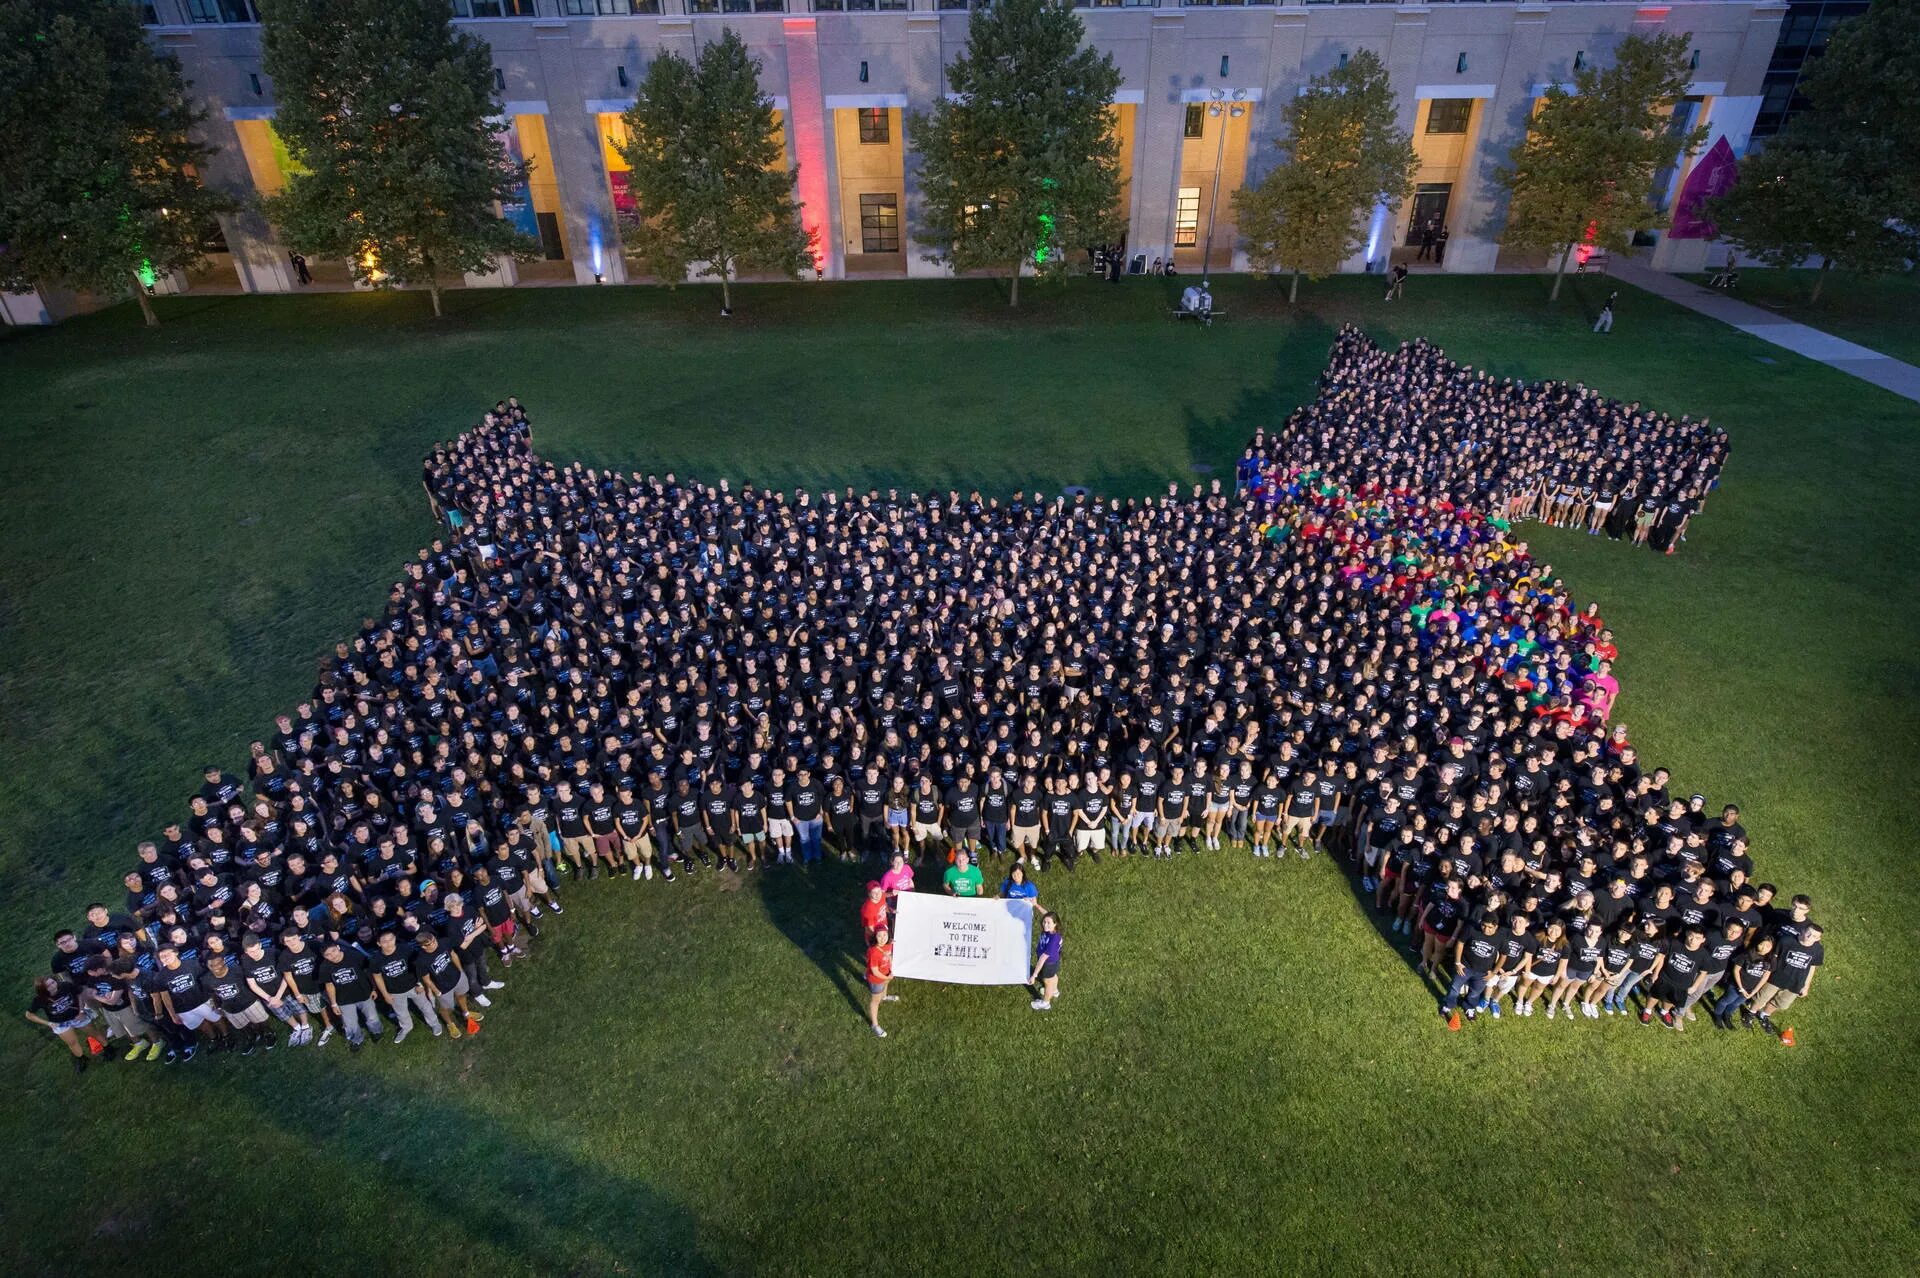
[{"xmin": 1605, "ymin": 259, "xmax": 1920, "ymax": 404}]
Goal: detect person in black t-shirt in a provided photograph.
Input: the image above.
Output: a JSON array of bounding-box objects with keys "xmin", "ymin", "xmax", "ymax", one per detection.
[
  {"xmin": 371, "ymin": 931, "xmax": 444, "ymax": 1043},
  {"xmin": 1443, "ymin": 914, "xmax": 1503, "ymax": 1021},
  {"xmin": 25, "ymin": 976, "xmax": 93, "ymax": 1073},
  {"xmin": 321, "ymin": 940, "xmax": 385, "ymax": 1051},
  {"xmin": 1748, "ymin": 924, "xmax": 1822, "ymax": 1036}
]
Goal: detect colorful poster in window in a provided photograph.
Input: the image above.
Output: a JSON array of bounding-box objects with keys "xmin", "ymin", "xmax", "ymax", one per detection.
[
  {"xmin": 499, "ymin": 128, "xmax": 540, "ymax": 240},
  {"xmin": 608, "ymin": 170, "xmax": 635, "ymax": 216},
  {"xmin": 1669, "ymin": 137, "xmax": 1739, "ymax": 240}
]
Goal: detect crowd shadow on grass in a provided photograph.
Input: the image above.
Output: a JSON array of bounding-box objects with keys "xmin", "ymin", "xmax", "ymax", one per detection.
[
  {"xmin": 753, "ymin": 856, "xmax": 875, "ymax": 1020},
  {"xmin": 177, "ymin": 1060, "xmax": 719, "ymax": 1273}
]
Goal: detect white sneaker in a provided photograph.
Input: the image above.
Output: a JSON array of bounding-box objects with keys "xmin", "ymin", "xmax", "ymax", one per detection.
[
  {"xmin": 632, "ymin": 865, "xmax": 643, "ymax": 881},
  {"xmin": 1030, "ymin": 999, "xmax": 1052, "ymax": 1011},
  {"xmin": 474, "ymin": 993, "xmax": 493, "ymax": 1007},
  {"xmin": 484, "ymin": 981, "xmax": 506, "ymax": 991},
  {"xmin": 872, "ymin": 1024, "xmax": 887, "ymax": 1038},
  {"xmin": 393, "ymin": 1027, "xmax": 411, "ymax": 1045},
  {"xmin": 644, "ymin": 864, "xmax": 654, "ymax": 880},
  {"xmin": 882, "ymin": 995, "xmax": 899, "ymax": 1002},
  {"xmin": 1546, "ymin": 1005, "xmax": 1557, "ymax": 1019},
  {"xmin": 316, "ymin": 1025, "xmax": 335, "ymax": 1047}
]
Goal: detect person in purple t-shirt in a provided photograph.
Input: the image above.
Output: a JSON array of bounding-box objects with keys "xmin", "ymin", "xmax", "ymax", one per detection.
[{"xmin": 1029, "ymin": 912, "xmax": 1063, "ymax": 1012}]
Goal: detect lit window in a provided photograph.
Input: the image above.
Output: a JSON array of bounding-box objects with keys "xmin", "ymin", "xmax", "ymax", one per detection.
[
  {"xmin": 860, "ymin": 194, "xmax": 900, "ymax": 253},
  {"xmin": 1426, "ymin": 99, "xmax": 1472, "ymax": 135},
  {"xmin": 1184, "ymin": 104, "xmax": 1205, "ymax": 139},
  {"xmin": 858, "ymin": 108, "xmax": 889, "ymax": 145},
  {"xmin": 1174, "ymin": 187, "xmax": 1200, "ymax": 247}
]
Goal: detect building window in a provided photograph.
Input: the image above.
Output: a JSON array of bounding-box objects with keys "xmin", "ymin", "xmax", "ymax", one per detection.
[
  {"xmin": 691, "ymin": 0, "xmax": 783, "ymax": 10},
  {"xmin": 857, "ymin": 107, "xmax": 889, "ymax": 144},
  {"xmin": 136, "ymin": 0, "xmax": 160, "ymax": 22},
  {"xmin": 860, "ymin": 194, "xmax": 900, "ymax": 253},
  {"xmin": 566, "ymin": 0, "xmax": 661, "ymax": 13},
  {"xmin": 1174, "ymin": 187, "xmax": 1200, "ymax": 247},
  {"xmin": 1183, "ymin": 104, "xmax": 1205, "ymax": 139},
  {"xmin": 1426, "ymin": 98, "xmax": 1472, "ymax": 134},
  {"xmin": 186, "ymin": 0, "xmax": 258, "ymax": 21},
  {"xmin": 455, "ymin": 0, "xmax": 538, "ymax": 14}
]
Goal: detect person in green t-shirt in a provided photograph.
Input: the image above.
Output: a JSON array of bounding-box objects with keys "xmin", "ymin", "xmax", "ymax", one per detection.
[{"xmin": 943, "ymin": 850, "xmax": 984, "ymax": 898}]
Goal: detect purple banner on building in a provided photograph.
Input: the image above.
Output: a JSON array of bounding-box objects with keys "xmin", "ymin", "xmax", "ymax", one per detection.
[{"xmin": 1670, "ymin": 137, "xmax": 1739, "ymax": 240}]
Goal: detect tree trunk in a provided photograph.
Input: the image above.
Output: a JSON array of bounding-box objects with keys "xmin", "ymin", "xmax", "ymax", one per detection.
[
  {"xmin": 1289, "ymin": 269, "xmax": 1300, "ymax": 304},
  {"xmin": 720, "ymin": 264, "xmax": 732, "ymax": 315},
  {"xmin": 1008, "ymin": 261, "xmax": 1021, "ymax": 308},
  {"xmin": 1549, "ymin": 244, "xmax": 1573, "ymax": 302},
  {"xmin": 428, "ymin": 280, "xmax": 443, "ymax": 318},
  {"xmin": 134, "ymin": 275, "xmax": 158, "ymax": 328},
  {"xmin": 1809, "ymin": 257, "xmax": 1830, "ymax": 305}
]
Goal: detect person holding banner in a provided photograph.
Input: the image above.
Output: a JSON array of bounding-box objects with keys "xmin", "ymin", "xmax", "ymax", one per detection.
[
  {"xmin": 1029, "ymin": 913, "xmax": 1063, "ymax": 1012},
  {"xmin": 999, "ymin": 862, "xmax": 1042, "ymax": 912},
  {"xmin": 867, "ymin": 925, "xmax": 895, "ymax": 1038}
]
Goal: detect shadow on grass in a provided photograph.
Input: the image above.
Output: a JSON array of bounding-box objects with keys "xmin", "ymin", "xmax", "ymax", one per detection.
[
  {"xmin": 753, "ymin": 857, "xmax": 874, "ymax": 1022},
  {"xmin": 177, "ymin": 1060, "xmax": 718, "ymax": 1272}
]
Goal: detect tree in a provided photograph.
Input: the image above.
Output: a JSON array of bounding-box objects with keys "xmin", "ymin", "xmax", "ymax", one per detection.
[
  {"xmin": 1495, "ymin": 33, "xmax": 1707, "ymax": 300},
  {"xmin": 617, "ymin": 30, "xmax": 812, "ymax": 315},
  {"xmin": 260, "ymin": 0, "xmax": 536, "ymax": 318},
  {"xmin": 1704, "ymin": 1, "xmax": 1920, "ymax": 303},
  {"xmin": 909, "ymin": 0, "xmax": 1122, "ymax": 306},
  {"xmin": 1233, "ymin": 50, "xmax": 1417, "ymax": 303},
  {"xmin": 0, "ymin": 0, "xmax": 235, "ymax": 327}
]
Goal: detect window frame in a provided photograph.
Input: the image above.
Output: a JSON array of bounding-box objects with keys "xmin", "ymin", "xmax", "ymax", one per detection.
[
  {"xmin": 1183, "ymin": 104, "xmax": 1205, "ymax": 140},
  {"xmin": 1425, "ymin": 98, "xmax": 1473, "ymax": 135},
  {"xmin": 859, "ymin": 193, "xmax": 901, "ymax": 255},
  {"xmin": 1173, "ymin": 186, "xmax": 1200, "ymax": 248}
]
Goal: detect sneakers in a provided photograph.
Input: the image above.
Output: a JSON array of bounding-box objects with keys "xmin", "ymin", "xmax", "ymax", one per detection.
[
  {"xmin": 1030, "ymin": 999, "xmax": 1052, "ymax": 1011},
  {"xmin": 872, "ymin": 1024, "xmax": 887, "ymax": 1038},
  {"xmin": 317, "ymin": 1024, "xmax": 335, "ymax": 1047},
  {"xmin": 447, "ymin": 1021, "xmax": 463, "ymax": 1039},
  {"xmin": 1640, "ymin": 1008, "xmax": 1654, "ymax": 1024},
  {"xmin": 484, "ymin": 981, "xmax": 506, "ymax": 991},
  {"xmin": 394, "ymin": 1028, "xmax": 412, "ymax": 1046},
  {"xmin": 1546, "ymin": 1004, "xmax": 1557, "ymax": 1020},
  {"xmin": 882, "ymin": 994, "xmax": 900, "ymax": 1002},
  {"xmin": 1659, "ymin": 1009, "xmax": 1676, "ymax": 1029},
  {"xmin": 633, "ymin": 865, "xmax": 645, "ymax": 881},
  {"xmin": 125, "ymin": 1043, "xmax": 146, "ymax": 1062},
  {"xmin": 144, "ymin": 1041, "xmax": 163, "ymax": 1062},
  {"xmin": 643, "ymin": 863, "xmax": 654, "ymax": 881},
  {"xmin": 1488, "ymin": 1000, "xmax": 1502, "ymax": 1020},
  {"xmin": 474, "ymin": 993, "xmax": 493, "ymax": 1007},
  {"xmin": 548, "ymin": 901, "xmax": 564, "ymax": 914},
  {"xmin": 348, "ymin": 1036, "xmax": 363, "ymax": 1053}
]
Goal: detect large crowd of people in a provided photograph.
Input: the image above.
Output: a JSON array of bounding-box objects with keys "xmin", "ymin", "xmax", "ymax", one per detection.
[{"xmin": 28, "ymin": 327, "xmax": 1821, "ymax": 1074}]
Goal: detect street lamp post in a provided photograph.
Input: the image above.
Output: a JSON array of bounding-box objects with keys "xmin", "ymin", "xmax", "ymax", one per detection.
[{"xmin": 1200, "ymin": 89, "xmax": 1248, "ymax": 275}]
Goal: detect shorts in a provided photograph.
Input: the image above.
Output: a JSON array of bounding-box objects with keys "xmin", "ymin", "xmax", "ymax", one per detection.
[
  {"xmin": 101, "ymin": 1004, "xmax": 148, "ymax": 1039},
  {"xmin": 226, "ymin": 1001, "xmax": 268, "ymax": 1029},
  {"xmin": 177, "ymin": 1002, "xmax": 222, "ymax": 1032},
  {"xmin": 490, "ymin": 918, "xmax": 518, "ymax": 946},
  {"xmin": 1075, "ymin": 829, "xmax": 1107, "ymax": 852},
  {"xmin": 51, "ymin": 1011, "xmax": 95, "ymax": 1037},
  {"xmin": 1652, "ymin": 975, "xmax": 1691, "ymax": 1005},
  {"xmin": 1038, "ymin": 961, "xmax": 1060, "ymax": 981},
  {"xmin": 298, "ymin": 991, "xmax": 326, "ymax": 1014},
  {"xmin": 560, "ymin": 834, "xmax": 594, "ymax": 860},
  {"xmin": 1154, "ymin": 818, "xmax": 1181, "ymax": 839},
  {"xmin": 950, "ymin": 825, "xmax": 980, "ymax": 845},
  {"xmin": 1206, "ymin": 801, "xmax": 1231, "ymax": 816},
  {"xmin": 738, "ymin": 830, "xmax": 766, "ymax": 846},
  {"xmin": 768, "ymin": 818, "xmax": 795, "ymax": 840},
  {"xmin": 525, "ymin": 869, "xmax": 551, "ymax": 896},
  {"xmin": 508, "ymin": 887, "xmax": 533, "ymax": 915},
  {"xmin": 886, "ymin": 809, "xmax": 910, "ymax": 829},
  {"xmin": 435, "ymin": 974, "xmax": 470, "ymax": 1010},
  {"xmin": 1128, "ymin": 811, "xmax": 1154, "ymax": 829},
  {"xmin": 1011, "ymin": 825, "xmax": 1041, "ymax": 850},
  {"xmin": 266, "ymin": 999, "xmax": 301, "ymax": 1023},
  {"xmin": 675, "ymin": 829, "xmax": 708, "ymax": 853},
  {"xmin": 622, "ymin": 833, "xmax": 655, "ymax": 862},
  {"xmin": 911, "ymin": 821, "xmax": 941, "ymax": 843},
  {"xmin": 867, "ymin": 979, "xmax": 889, "ymax": 995}
]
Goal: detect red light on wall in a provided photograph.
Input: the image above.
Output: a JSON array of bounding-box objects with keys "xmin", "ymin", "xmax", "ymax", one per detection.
[{"xmin": 783, "ymin": 18, "xmax": 831, "ymax": 275}]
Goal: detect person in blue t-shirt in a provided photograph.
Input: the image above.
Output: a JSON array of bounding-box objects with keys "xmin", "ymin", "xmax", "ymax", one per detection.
[
  {"xmin": 999, "ymin": 863, "xmax": 1041, "ymax": 911},
  {"xmin": 1029, "ymin": 912, "xmax": 1063, "ymax": 1012}
]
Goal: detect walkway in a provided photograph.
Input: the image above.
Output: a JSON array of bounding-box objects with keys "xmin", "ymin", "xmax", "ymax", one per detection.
[{"xmin": 1608, "ymin": 259, "xmax": 1920, "ymax": 404}]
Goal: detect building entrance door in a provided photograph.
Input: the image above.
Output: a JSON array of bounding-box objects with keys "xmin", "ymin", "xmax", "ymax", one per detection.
[{"xmin": 1406, "ymin": 184, "xmax": 1452, "ymax": 245}]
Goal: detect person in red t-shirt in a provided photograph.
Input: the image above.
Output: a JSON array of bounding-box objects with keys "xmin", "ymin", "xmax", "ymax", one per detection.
[
  {"xmin": 866, "ymin": 926, "xmax": 895, "ymax": 1039},
  {"xmin": 859, "ymin": 881, "xmax": 888, "ymax": 942}
]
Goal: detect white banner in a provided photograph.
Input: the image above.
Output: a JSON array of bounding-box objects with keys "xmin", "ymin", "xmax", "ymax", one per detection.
[{"xmin": 891, "ymin": 892, "xmax": 1035, "ymax": 986}]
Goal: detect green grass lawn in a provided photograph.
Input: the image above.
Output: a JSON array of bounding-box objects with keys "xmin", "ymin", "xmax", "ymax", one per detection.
[
  {"xmin": 1681, "ymin": 266, "xmax": 1920, "ymax": 365},
  {"xmin": 2, "ymin": 274, "xmax": 1917, "ymax": 1275}
]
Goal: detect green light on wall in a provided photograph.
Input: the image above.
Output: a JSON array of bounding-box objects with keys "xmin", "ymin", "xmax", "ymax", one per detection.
[{"xmin": 137, "ymin": 260, "xmax": 157, "ymax": 289}]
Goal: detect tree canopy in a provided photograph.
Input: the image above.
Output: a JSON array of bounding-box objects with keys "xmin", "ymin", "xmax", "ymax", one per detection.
[
  {"xmin": 616, "ymin": 29, "xmax": 812, "ymax": 314},
  {"xmin": 1496, "ymin": 33, "xmax": 1706, "ymax": 299},
  {"xmin": 909, "ymin": 0, "xmax": 1122, "ymax": 306},
  {"xmin": 1705, "ymin": 0, "xmax": 1920, "ymax": 301},
  {"xmin": 260, "ymin": 0, "xmax": 535, "ymax": 316},
  {"xmin": 1233, "ymin": 50, "xmax": 1417, "ymax": 302},
  {"xmin": 0, "ymin": 0, "xmax": 235, "ymax": 326}
]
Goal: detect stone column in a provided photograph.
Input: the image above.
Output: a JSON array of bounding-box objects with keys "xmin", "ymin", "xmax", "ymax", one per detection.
[{"xmin": 1444, "ymin": 3, "xmax": 1549, "ymax": 274}]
